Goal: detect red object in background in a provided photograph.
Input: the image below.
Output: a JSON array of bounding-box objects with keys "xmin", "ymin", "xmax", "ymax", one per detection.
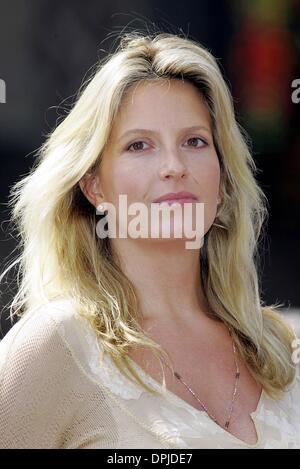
[{"xmin": 231, "ymin": 21, "xmax": 296, "ymax": 119}]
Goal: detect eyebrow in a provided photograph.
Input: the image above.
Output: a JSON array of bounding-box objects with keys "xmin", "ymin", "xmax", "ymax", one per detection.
[{"xmin": 117, "ymin": 125, "xmax": 211, "ymax": 143}]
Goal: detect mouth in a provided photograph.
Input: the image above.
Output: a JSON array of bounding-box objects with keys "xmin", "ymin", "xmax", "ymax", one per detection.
[
  {"xmin": 154, "ymin": 197, "xmax": 197, "ymax": 206},
  {"xmin": 153, "ymin": 191, "xmax": 198, "ymax": 204}
]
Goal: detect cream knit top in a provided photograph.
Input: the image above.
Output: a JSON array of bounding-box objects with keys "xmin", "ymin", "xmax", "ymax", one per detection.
[{"xmin": 0, "ymin": 298, "xmax": 299, "ymax": 449}]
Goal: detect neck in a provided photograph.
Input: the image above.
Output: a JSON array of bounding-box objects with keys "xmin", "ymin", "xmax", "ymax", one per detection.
[{"xmin": 111, "ymin": 237, "xmax": 211, "ymax": 326}]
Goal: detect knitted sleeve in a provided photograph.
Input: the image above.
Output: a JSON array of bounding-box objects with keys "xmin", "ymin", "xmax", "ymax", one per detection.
[{"xmin": 0, "ymin": 308, "xmax": 83, "ymax": 448}]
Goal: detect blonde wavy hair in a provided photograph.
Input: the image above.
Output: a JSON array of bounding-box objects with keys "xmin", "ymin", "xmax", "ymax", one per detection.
[{"xmin": 1, "ymin": 31, "xmax": 298, "ymax": 399}]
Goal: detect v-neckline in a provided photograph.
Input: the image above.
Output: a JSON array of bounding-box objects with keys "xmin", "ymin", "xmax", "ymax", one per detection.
[{"xmin": 126, "ymin": 355, "xmax": 265, "ymax": 448}]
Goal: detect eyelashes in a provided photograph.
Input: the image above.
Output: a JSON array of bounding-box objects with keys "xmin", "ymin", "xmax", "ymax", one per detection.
[
  {"xmin": 126, "ymin": 141, "xmax": 149, "ymax": 152},
  {"xmin": 126, "ymin": 137, "xmax": 208, "ymax": 153},
  {"xmin": 185, "ymin": 137, "xmax": 208, "ymax": 148}
]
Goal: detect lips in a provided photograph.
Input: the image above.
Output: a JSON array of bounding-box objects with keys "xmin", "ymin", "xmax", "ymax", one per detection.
[
  {"xmin": 153, "ymin": 191, "xmax": 198, "ymax": 203},
  {"xmin": 157, "ymin": 198, "xmax": 196, "ymax": 206}
]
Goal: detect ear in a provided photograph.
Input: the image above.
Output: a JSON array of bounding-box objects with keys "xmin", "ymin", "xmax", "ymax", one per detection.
[{"xmin": 79, "ymin": 172, "xmax": 103, "ymax": 208}]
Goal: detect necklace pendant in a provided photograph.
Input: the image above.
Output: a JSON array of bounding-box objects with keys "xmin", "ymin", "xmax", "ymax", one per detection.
[{"xmin": 225, "ymin": 420, "xmax": 230, "ymax": 429}]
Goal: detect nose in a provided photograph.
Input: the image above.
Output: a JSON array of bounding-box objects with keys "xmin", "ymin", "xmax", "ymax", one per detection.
[{"xmin": 158, "ymin": 148, "xmax": 187, "ymax": 180}]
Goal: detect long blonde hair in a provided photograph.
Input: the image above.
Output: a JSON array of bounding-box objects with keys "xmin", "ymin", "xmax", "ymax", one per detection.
[{"xmin": 2, "ymin": 31, "xmax": 297, "ymax": 399}]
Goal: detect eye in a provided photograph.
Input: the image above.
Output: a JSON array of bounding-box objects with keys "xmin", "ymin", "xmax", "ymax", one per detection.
[
  {"xmin": 126, "ymin": 140, "xmax": 150, "ymax": 152},
  {"xmin": 185, "ymin": 137, "xmax": 207, "ymax": 148}
]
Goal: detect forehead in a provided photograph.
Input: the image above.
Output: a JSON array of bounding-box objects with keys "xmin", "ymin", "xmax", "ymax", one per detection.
[
  {"xmin": 111, "ymin": 78, "xmax": 212, "ymax": 134},
  {"xmin": 119, "ymin": 78, "xmax": 208, "ymax": 112}
]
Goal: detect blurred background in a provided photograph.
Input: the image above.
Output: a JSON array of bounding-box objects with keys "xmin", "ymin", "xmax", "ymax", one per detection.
[{"xmin": 0, "ymin": 0, "xmax": 299, "ymax": 337}]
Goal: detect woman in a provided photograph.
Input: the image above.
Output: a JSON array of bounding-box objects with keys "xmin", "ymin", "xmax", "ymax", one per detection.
[{"xmin": 0, "ymin": 32, "xmax": 299, "ymax": 449}]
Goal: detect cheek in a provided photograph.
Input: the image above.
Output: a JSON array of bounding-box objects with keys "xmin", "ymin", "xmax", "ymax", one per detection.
[
  {"xmin": 194, "ymin": 159, "xmax": 220, "ymax": 197},
  {"xmin": 193, "ymin": 159, "xmax": 220, "ymax": 233},
  {"xmin": 102, "ymin": 162, "xmax": 143, "ymax": 202}
]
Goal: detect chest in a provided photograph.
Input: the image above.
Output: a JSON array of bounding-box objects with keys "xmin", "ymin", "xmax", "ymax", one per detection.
[{"xmin": 127, "ymin": 330, "xmax": 262, "ymax": 445}]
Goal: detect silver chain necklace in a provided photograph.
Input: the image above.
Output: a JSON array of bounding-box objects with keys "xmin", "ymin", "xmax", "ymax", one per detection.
[{"xmin": 161, "ymin": 329, "xmax": 240, "ymax": 430}]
